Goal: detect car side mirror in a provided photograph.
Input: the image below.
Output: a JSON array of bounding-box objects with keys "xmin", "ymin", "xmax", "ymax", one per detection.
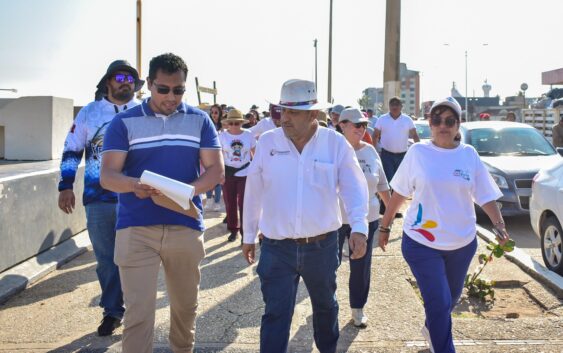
[{"xmin": 557, "ymin": 147, "xmax": 563, "ymax": 157}]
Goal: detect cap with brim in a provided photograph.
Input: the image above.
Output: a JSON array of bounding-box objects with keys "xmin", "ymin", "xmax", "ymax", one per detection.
[
  {"xmin": 430, "ymin": 97, "xmax": 462, "ymax": 119},
  {"xmin": 95, "ymin": 60, "xmax": 145, "ymax": 100},
  {"xmin": 223, "ymin": 109, "xmax": 249, "ymax": 123},
  {"xmin": 331, "ymin": 104, "xmax": 345, "ymax": 115},
  {"xmin": 339, "ymin": 108, "xmax": 369, "ymax": 124},
  {"xmin": 269, "ymin": 103, "xmax": 282, "ymax": 119},
  {"xmin": 268, "ymin": 79, "xmax": 331, "ymax": 111}
]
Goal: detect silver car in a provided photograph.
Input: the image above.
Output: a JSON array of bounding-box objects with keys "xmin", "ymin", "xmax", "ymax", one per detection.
[
  {"xmin": 530, "ymin": 159, "xmax": 563, "ymax": 274},
  {"xmin": 459, "ymin": 121, "xmax": 561, "ymax": 216}
]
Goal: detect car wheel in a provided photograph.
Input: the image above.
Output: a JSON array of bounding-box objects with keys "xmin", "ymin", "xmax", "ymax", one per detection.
[{"xmin": 541, "ymin": 217, "xmax": 563, "ymax": 275}]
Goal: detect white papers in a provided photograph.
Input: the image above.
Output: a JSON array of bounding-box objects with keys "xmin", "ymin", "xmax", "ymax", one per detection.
[{"xmin": 140, "ymin": 170, "xmax": 195, "ymax": 210}]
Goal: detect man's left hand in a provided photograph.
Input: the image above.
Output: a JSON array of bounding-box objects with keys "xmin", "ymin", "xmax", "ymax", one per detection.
[{"xmin": 349, "ymin": 232, "xmax": 367, "ymax": 259}]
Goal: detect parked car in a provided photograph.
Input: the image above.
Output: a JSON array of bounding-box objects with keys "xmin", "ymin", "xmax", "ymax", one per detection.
[
  {"xmin": 408, "ymin": 120, "xmax": 431, "ymax": 147},
  {"xmin": 530, "ymin": 159, "xmax": 563, "ymax": 274},
  {"xmin": 459, "ymin": 121, "xmax": 561, "ymax": 216}
]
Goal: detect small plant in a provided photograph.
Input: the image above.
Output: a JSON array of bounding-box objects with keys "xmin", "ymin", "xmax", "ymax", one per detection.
[{"xmin": 464, "ymin": 239, "xmax": 516, "ymax": 302}]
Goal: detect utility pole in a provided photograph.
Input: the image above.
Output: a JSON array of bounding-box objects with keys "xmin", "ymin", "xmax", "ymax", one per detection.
[
  {"xmin": 465, "ymin": 50, "xmax": 468, "ymax": 119},
  {"xmin": 314, "ymin": 39, "xmax": 318, "ymax": 92},
  {"xmin": 136, "ymin": 0, "xmax": 143, "ymax": 99},
  {"xmin": 383, "ymin": 0, "xmax": 401, "ymax": 111},
  {"xmin": 327, "ymin": 0, "xmax": 333, "ymax": 103}
]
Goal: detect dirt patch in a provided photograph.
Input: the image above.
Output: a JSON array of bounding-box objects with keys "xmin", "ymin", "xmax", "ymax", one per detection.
[{"xmin": 407, "ymin": 278, "xmax": 548, "ymax": 319}]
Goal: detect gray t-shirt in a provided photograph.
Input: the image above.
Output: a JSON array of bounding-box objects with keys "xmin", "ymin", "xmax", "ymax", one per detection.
[{"xmin": 340, "ymin": 143, "xmax": 389, "ymax": 223}]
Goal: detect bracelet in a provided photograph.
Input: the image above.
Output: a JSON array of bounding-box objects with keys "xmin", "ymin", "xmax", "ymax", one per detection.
[
  {"xmin": 493, "ymin": 220, "xmax": 505, "ymax": 228},
  {"xmin": 379, "ymin": 226, "xmax": 391, "ymax": 233}
]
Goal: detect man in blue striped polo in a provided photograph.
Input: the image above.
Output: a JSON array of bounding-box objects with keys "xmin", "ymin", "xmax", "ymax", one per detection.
[{"xmin": 100, "ymin": 53, "xmax": 224, "ymax": 353}]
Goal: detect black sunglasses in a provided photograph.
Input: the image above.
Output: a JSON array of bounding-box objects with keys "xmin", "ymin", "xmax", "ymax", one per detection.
[
  {"xmin": 154, "ymin": 84, "xmax": 186, "ymax": 96},
  {"xmin": 113, "ymin": 73, "xmax": 135, "ymax": 84},
  {"xmin": 342, "ymin": 121, "xmax": 367, "ymax": 129},
  {"xmin": 228, "ymin": 122, "xmax": 241, "ymax": 126},
  {"xmin": 430, "ymin": 115, "xmax": 457, "ymax": 127}
]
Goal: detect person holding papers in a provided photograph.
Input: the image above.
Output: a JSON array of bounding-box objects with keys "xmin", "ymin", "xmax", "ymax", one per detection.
[{"xmin": 100, "ymin": 53, "xmax": 224, "ymax": 353}]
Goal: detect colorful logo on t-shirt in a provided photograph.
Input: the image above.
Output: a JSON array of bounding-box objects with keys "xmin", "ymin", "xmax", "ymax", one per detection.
[
  {"xmin": 453, "ymin": 169, "xmax": 470, "ymax": 181},
  {"xmin": 410, "ymin": 203, "xmax": 437, "ymax": 242}
]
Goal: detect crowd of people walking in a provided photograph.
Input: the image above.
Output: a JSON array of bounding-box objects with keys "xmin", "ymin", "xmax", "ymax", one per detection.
[{"xmin": 57, "ymin": 53, "xmax": 512, "ymax": 353}]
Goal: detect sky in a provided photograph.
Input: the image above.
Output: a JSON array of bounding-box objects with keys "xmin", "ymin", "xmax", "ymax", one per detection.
[{"xmin": 1, "ymin": 0, "xmax": 562, "ymax": 112}]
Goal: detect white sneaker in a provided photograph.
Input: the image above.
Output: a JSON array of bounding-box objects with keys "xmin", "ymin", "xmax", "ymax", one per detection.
[
  {"xmin": 351, "ymin": 308, "xmax": 368, "ymax": 327},
  {"xmin": 203, "ymin": 201, "xmax": 212, "ymax": 211},
  {"xmin": 213, "ymin": 202, "xmax": 221, "ymax": 211},
  {"xmin": 421, "ymin": 325, "xmax": 435, "ymax": 353}
]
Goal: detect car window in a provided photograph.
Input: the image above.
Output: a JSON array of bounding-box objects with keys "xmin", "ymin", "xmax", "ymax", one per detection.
[
  {"xmin": 467, "ymin": 127, "xmax": 556, "ymax": 156},
  {"xmin": 415, "ymin": 123, "xmax": 431, "ymax": 139}
]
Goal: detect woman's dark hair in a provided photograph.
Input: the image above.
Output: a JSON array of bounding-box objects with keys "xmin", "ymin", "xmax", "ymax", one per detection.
[
  {"xmin": 430, "ymin": 106, "xmax": 459, "ymax": 121},
  {"xmin": 249, "ymin": 109, "xmax": 260, "ymax": 121},
  {"xmin": 210, "ymin": 104, "xmax": 223, "ymax": 130},
  {"xmin": 148, "ymin": 53, "xmax": 188, "ymax": 81}
]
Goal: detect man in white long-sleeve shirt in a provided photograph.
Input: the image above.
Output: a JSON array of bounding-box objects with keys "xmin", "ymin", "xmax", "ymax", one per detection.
[{"xmin": 242, "ymin": 79, "xmax": 369, "ymax": 353}]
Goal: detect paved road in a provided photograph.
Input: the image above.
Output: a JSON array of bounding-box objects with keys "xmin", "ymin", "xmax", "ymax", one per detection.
[
  {"xmin": 1, "ymin": 210, "xmax": 562, "ymax": 352},
  {"xmin": 479, "ymin": 214, "xmax": 542, "ymax": 262}
]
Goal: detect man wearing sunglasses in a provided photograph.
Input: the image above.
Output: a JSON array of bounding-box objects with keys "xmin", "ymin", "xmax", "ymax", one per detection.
[
  {"xmin": 373, "ymin": 97, "xmax": 419, "ymax": 217},
  {"xmin": 58, "ymin": 60, "xmax": 143, "ymax": 336},
  {"xmin": 100, "ymin": 53, "xmax": 224, "ymax": 353}
]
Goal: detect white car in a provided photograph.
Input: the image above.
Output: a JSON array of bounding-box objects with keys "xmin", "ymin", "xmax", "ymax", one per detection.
[{"xmin": 530, "ymin": 159, "xmax": 563, "ymax": 275}]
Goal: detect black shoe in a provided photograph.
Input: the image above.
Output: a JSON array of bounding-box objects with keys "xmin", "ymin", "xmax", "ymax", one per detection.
[
  {"xmin": 97, "ymin": 316, "xmax": 121, "ymax": 336},
  {"xmin": 222, "ymin": 216, "xmax": 228, "ymax": 224},
  {"xmin": 395, "ymin": 212, "xmax": 403, "ymax": 218},
  {"xmin": 228, "ymin": 231, "xmax": 237, "ymax": 242}
]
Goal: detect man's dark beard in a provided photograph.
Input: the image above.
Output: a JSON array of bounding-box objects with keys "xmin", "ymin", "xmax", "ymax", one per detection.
[{"xmin": 111, "ymin": 87, "xmax": 134, "ymax": 102}]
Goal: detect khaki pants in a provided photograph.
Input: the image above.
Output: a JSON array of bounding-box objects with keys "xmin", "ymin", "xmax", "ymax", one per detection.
[{"xmin": 115, "ymin": 225, "xmax": 205, "ymax": 353}]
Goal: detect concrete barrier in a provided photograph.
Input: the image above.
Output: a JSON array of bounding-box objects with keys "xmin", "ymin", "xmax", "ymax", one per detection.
[
  {"xmin": 0, "ymin": 162, "xmax": 86, "ymax": 273},
  {"xmin": 0, "ymin": 96, "xmax": 73, "ymax": 160}
]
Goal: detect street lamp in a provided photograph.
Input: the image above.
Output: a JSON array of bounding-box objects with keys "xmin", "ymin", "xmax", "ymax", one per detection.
[
  {"xmin": 314, "ymin": 39, "xmax": 318, "ymax": 92},
  {"xmin": 327, "ymin": 0, "xmax": 333, "ymax": 103},
  {"xmin": 443, "ymin": 43, "xmax": 488, "ymax": 121},
  {"xmin": 0, "ymin": 88, "xmax": 17, "ymax": 93}
]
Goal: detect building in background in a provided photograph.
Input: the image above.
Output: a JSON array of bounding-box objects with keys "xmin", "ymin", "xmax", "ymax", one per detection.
[
  {"xmin": 361, "ymin": 63, "xmax": 420, "ymax": 116},
  {"xmin": 399, "ymin": 63, "xmax": 420, "ymax": 117}
]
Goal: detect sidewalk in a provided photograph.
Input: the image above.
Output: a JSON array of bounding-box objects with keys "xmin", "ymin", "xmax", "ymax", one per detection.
[{"xmin": 0, "ymin": 211, "xmax": 562, "ymax": 352}]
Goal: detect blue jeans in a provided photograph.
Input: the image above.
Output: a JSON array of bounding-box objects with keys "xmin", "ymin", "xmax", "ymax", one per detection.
[
  {"xmin": 402, "ymin": 234, "xmax": 477, "ymax": 353},
  {"xmin": 206, "ymin": 184, "xmax": 222, "ymax": 203},
  {"xmin": 257, "ymin": 231, "xmax": 340, "ymax": 353},
  {"xmin": 85, "ymin": 202, "xmax": 124, "ymax": 319},
  {"xmin": 337, "ymin": 220, "xmax": 377, "ymax": 309},
  {"xmin": 380, "ymin": 149, "xmax": 406, "ymax": 184}
]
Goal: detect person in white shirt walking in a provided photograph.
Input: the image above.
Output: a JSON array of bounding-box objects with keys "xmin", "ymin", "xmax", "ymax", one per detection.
[
  {"xmin": 373, "ymin": 97, "xmax": 419, "ymax": 216},
  {"xmin": 219, "ymin": 109, "xmax": 256, "ymax": 242},
  {"xmin": 337, "ymin": 108, "xmax": 391, "ymax": 328},
  {"xmin": 378, "ymin": 97, "xmax": 511, "ymax": 353},
  {"xmin": 249, "ymin": 103, "xmax": 282, "ymax": 139},
  {"xmin": 242, "ymin": 79, "xmax": 369, "ymax": 353}
]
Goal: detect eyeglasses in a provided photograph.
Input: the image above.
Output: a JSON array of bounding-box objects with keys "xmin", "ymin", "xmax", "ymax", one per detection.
[
  {"xmin": 228, "ymin": 122, "xmax": 241, "ymax": 126},
  {"xmin": 113, "ymin": 73, "xmax": 135, "ymax": 84},
  {"xmin": 351, "ymin": 122, "xmax": 367, "ymax": 129},
  {"xmin": 343, "ymin": 121, "xmax": 367, "ymax": 129},
  {"xmin": 154, "ymin": 84, "xmax": 186, "ymax": 96},
  {"xmin": 430, "ymin": 115, "xmax": 457, "ymax": 127}
]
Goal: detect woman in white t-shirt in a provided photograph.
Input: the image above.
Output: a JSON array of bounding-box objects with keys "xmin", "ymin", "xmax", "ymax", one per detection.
[
  {"xmin": 219, "ymin": 109, "xmax": 256, "ymax": 243},
  {"xmin": 337, "ymin": 108, "xmax": 391, "ymax": 327},
  {"xmin": 377, "ymin": 98, "xmax": 511, "ymax": 353}
]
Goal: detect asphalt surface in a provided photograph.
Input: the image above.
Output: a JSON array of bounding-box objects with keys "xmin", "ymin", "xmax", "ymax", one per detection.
[{"xmin": 0, "ymin": 208, "xmax": 562, "ymax": 353}]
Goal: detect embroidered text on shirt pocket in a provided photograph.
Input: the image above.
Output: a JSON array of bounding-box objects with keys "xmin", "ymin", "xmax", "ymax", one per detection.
[{"xmin": 310, "ymin": 160, "xmax": 336, "ymax": 189}]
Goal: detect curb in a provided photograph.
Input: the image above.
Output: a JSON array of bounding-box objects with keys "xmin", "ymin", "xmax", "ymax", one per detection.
[
  {"xmin": 476, "ymin": 225, "xmax": 563, "ymax": 298},
  {"xmin": 0, "ymin": 230, "xmax": 91, "ymax": 304}
]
